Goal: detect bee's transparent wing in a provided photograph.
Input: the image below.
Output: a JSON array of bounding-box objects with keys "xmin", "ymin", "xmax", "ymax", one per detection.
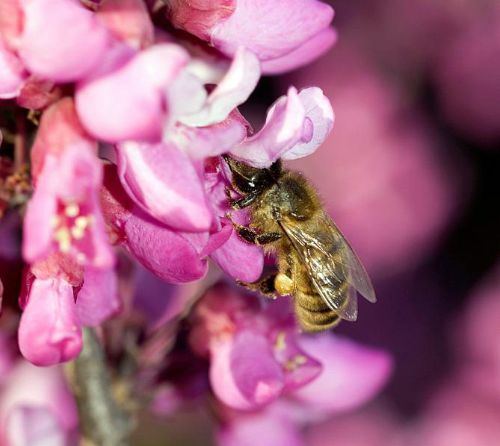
[{"xmin": 280, "ymin": 213, "xmax": 375, "ymax": 321}]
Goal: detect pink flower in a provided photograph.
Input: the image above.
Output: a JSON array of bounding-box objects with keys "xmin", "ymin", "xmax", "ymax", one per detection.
[
  {"xmin": 0, "ymin": 361, "xmax": 78, "ymax": 445},
  {"xmin": 190, "ymin": 283, "xmax": 387, "ymax": 411},
  {"xmin": 189, "ymin": 284, "xmax": 321, "ymax": 410},
  {"xmin": 23, "ymin": 97, "xmax": 113, "ymax": 269},
  {"xmin": 18, "ymin": 276, "xmax": 82, "ymax": 366},
  {"xmin": 15, "ymin": 0, "xmax": 111, "ymax": 82},
  {"xmin": 229, "ymin": 86, "xmax": 334, "ymax": 168},
  {"xmin": 167, "ymin": 0, "xmax": 336, "ymax": 74}
]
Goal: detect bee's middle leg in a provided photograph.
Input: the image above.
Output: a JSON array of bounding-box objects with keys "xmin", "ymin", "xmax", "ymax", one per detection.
[
  {"xmin": 238, "ymin": 273, "xmax": 278, "ymax": 298},
  {"xmin": 231, "ymin": 223, "xmax": 281, "ymax": 245}
]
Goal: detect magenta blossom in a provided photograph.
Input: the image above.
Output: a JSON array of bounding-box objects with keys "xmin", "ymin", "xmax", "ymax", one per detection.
[
  {"xmin": 18, "ymin": 266, "xmax": 120, "ymax": 366},
  {"xmin": 189, "ymin": 283, "xmax": 392, "ymax": 413},
  {"xmin": 167, "ymin": 0, "xmax": 336, "ymax": 74}
]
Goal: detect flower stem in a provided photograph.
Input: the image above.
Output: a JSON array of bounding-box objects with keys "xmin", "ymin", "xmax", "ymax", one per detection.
[{"xmin": 66, "ymin": 328, "xmax": 133, "ymax": 446}]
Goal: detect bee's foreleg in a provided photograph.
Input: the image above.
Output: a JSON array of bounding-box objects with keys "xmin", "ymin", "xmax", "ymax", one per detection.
[{"xmin": 224, "ymin": 187, "xmax": 258, "ymax": 209}]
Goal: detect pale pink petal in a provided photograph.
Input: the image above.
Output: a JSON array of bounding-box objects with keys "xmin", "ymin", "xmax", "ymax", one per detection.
[
  {"xmin": 97, "ymin": 0, "xmax": 154, "ymax": 49},
  {"xmin": 75, "ymin": 268, "xmax": 121, "ymax": 326},
  {"xmin": 116, "ymin": 142, "xmax": 213, "ymax": 232},
  {"xmin": 211, "ymin": 0, "xmax": 334, "ymax": 62},
  {"xmin": 230, "ymin": 87, "xmax": 305, "ymax": 167},
  {"xmin": 281, "ymin": 87, "xmax": 334, "ymax": 160},
  {"xmin": 0, "ymin": 0, "xmax": 24, "ymax": 49},
  {"xmin": 0, "ymin": 363, "xmax": 78, "ymax": 441},
  {"xmin": 0, "ymin": 38, "xmax": 26, "ymax": 99},
  {"xmin": 76, "ymin": 43, "xmax": 189, "ymax": 143},
  {"xmin": 30, "ymin": 97, "xmax": 96, "ymax": 183},
  {"xmin": 292, "ymin": 335, "xmax": 392, "ymax": 413},
  {"xmin": 210, "ymin": 330, "xmax": 284, "ymax": 410},
  {"xmin": 124, "ymin": 207, "xmax": 208, "ymax": 283},
  {"xmin": 5, "ymin": 406, "xmax": 66, "ymax": 446},
  {"xmin": 18, "ymin": 0, "xmax": 110, "ymax": 82},
  {"xmin": 210, "ymin": 222, "xmax": 264, "ymax": 282},
  {"xmin": 16, "ymin": 77, "xmax": 61, "ymax": 110},
  {"xmin": 178, "ymin": 47, "xmax": 260, "ymax": 127},
  {"xmin": 22, "ymin": 155, "xmax": 58, "ymax": 263},
  {"xmin": 18, "ymin": 278, "xmax": 83, "ymax": 366},
  {"xmin": 169, "ymin": 110, "xmax": 249, "ymax": 159},
  {"xmin": 261, "ymin": 27, "xmax": 337, "ymax": 74},
  {"xmin": 217, "ymin": 410, "xmax": 303, "ymax": 446}
]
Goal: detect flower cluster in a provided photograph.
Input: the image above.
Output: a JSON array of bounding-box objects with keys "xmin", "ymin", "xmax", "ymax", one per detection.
[{"xmin": 0, "ymin": 0, "xmax": 394, "ymax": 444}]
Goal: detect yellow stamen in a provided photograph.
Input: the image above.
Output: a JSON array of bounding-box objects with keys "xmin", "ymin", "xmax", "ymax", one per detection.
[
  {"xmin": 71, "ymin": 226, "xmax": 85, "ymax": 240},
  {"xmin": 54, "ymin": 228, "xmax": 71, "ymax": 253},
  {"xmin": 65, "ymin": 203, "xmax": 80, "ymax": 218},
  {"xmin": 74, "ymin": 216, "xmax": 89, "ymax": 229},
  {"xmin": 275, "ymin": 331, "xmax": 286, "ymax": 352}
]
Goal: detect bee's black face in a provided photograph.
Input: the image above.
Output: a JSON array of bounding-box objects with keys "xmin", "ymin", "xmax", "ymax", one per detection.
[{"xmin": 223, "ymin": 155, "xmax": 282, "ymax": 195}]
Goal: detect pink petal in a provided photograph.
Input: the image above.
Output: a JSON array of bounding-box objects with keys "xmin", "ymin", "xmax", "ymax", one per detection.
[
  {"xmin": 210, "ymin": 330, "xmax": 284, "ymax": 410},
  {"xmin": 230, "ymin": 87, "xmax": 306, "ymax": 167},
  {"xmin": 261, "ymin": 27, "xmax": 337, "ymax": 74},
  {"xmin": 18, "ymin": 0, "xmax": 111, "ymax": 82},
  {"xmin": 211, "ymin": 0, "xmax": 334, "ymax": 62},
  {"xmin": 281, "ymin": 87, "xmax": 334, "ymax": 160},
  {"xmin": 217, "ymin": 410, "xmax": 303, "ymax": 446},
  {"xmin": 210, "ymin": 222, "xmax": 264, "ymax": 282},
  {"xmin": 292, "ymin": 335, "xmax": 392, "ymax": 413},
  {"xmin": 18, "ymin": 278, "xmax": 83, "ymax": 366},
  {"xmin": 0, "ymin": 362, "xmax": 78, "ymax": 434},
  {"xmin": 75, "ymin": 268, "xmax": 121, "ymax": 326},
  {"xmin": 167, "ymin": 0, "xmax": 236, "ymax": 41},
  {"xmin": 169, "ymin": 110, "xmax": 249, "ymax": 159},
  {"xmin": 5, "ymin": 406, "xmax": 66, "ymax": 446},
  {"xmin": 0, "ymin": 38, "xmax": 26, "ymax": 99},
  {"xmin": 178, "ymin": 47, "xmax": 260, "ymax": 127},
  {"xmin": 30, "ymin": 97, "xmax": 96, "ymax": 183},
  {"xmin": 76, "ymin": 43, "xmax": 189, "ymax": 143},
  {"xmin": 270, "ymin": 329, "xmax": 322, "ymax": 391},
  {"xmin": 123, "ymin": 207, "xmax": 208, "ymax": 283},
  {"xmin": 97, "ymin": 0, "xmax": 154, "ymax": 49},
  {"xmin": 116, "ymin": 142, "xmax": 213, "ymax": 232},
  {"xmin": 16, "ymin": 77, "xmax": 62, "ymax": 110}
]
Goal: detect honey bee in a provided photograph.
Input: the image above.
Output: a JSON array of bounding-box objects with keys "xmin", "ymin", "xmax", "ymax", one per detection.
[{"xmin": 223, "ymin": 155, "xmax": 376, "ymax": 332}]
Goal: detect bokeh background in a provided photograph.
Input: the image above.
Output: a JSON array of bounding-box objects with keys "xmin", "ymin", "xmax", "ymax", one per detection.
[{"xmin": 132, "ymin": 0, "xmax": 500, "ymax": 444}]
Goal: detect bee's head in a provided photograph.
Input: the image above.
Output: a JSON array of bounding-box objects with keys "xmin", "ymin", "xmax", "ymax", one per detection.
[{"xmin": 222, "ymin": 155, "xmax": 282, "ymax": 194}]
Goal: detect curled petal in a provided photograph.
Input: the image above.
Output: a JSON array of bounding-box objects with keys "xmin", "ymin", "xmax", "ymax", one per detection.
[
  {"xmin": 292, "ymin": 335, "xmax": 392, "ymax": 413},
  {"xmin": 76, "ymin": 44, "xmax": 189, "ymax": 143},
  {"xmin": 75, "ymin": 268, "xmax": 121, "ymax": 326},
  {"xmin": 281, "ymin": 87, "xmax": 334, "ymax": 160},
  {"xmin": 210, "ymin": 330, "xmax": 284, "ymax": 410},
  {"xmin": 116, "ymin": 142, "xmax": 213, "ymax": 231},
  {"xmin": 230, "ymin": 87, "xmax": 305, "ymax": 167},
  {"xmin": 124, "ymin": 207, "xmax": 208, "ymax": 283},
  {"xmin": 178, "ymin": 47, "xmax": 260, "ymax": 127},
  {"xmin": 18, "ymin": 278, "xmax": 82, "ymax": 366},
  {"xmin": 18, "ymin": 0, "xmax": 110, "ymax": 82}
]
